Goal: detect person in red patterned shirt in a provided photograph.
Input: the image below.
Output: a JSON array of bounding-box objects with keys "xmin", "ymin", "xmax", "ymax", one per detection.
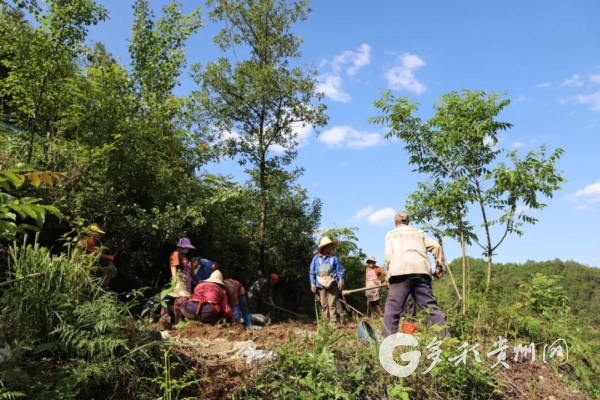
[{"xmin": 173, "ymin": 270, "xmax": 233, "ymax": 325}]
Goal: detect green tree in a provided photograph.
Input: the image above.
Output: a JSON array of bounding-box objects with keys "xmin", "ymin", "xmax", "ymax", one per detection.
[
  {"xmin": 0, "ymin": 164, "xmax": 61, "ymax": 240},
  {"xmin": 0, "ymin": 0, "xmax": 108, "ymax": 162},
  {"xmin": 195, "ymin": 0, "xmax": 328, "ymax": 274},
  {"xmin": 1, "ymin": 0, "xmax": 215, "ymax": 287},
  {"xmin": 369, "ymin": 89, "xmax": 566, "ymax": 312}
]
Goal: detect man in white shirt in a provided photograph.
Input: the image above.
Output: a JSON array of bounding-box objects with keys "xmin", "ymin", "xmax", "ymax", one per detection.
[{"xmin": 381, "ymin": 210, "xmax": 450, "ymax": 338}]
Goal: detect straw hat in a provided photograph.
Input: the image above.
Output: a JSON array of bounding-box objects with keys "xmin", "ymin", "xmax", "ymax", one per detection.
[
  {"xmin": 317, "ymin": 236, "xmax": 340, "ymax": 251},
  {"xmin": 168, "ymin": 281, "xmax": 191, "ymax": 298},
  {"xmin": 89, "ymin": 224, "xmax": 105, "ymax": 235},
  {"xmin": 204, "ymin": 270, "xmax": 225, "ymax": 287}
]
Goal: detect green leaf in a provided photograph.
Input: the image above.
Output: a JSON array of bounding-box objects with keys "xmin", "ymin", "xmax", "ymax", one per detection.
[{"xmin": 20, "ymin": 205, "xmax": 38, "ymax": 219}]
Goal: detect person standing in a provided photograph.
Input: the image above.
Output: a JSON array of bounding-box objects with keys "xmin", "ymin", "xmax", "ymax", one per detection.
[
  {"xmin": 81, "ymin": 224, "xmax": 117, "ymax": 289},
  {"xmin": 161, "ymin": 237, "xmax": 195, "ymax": 324},
  {"xmin": 169, "ymin": 237, "xmax": 195, "ymax": 295},
  {"xmin": 381, "ymin": 211, "xmax": 450, "ymax": 338},
  {"xmin": 364, "ymin": 256, "xmax": 387, "ymax": 317},
  {"xmin": 310, "ymin": 237, "xmax": 345, "ymax": 325}
]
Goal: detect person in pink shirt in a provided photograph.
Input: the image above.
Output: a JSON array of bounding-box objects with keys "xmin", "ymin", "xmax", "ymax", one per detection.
[{"xmin": 173, "ymin": 270, "xmax": 233, "ymax": 324}]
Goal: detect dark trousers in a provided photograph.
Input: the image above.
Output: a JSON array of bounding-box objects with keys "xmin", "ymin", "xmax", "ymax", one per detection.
[
  {"xmin": 248, "ymin": 295, "xmax": 268, "ymax": 315},
  {"xmin": 403, "ymin": 293, "xmax": 417, "ymax": 317},
  {"xmin": 381, "ymin": 274, "xmax": 449, "ymax": 338},
  {"xmin": 174, "ymin": 298, "xmax": 220, "ymax": 324}
]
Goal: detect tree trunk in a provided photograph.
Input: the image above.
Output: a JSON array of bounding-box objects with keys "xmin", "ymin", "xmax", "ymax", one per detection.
[
  {"xmin": 486, "ymin": 253, "xmax": 492, "ymax": 293},
  {"xmin": 259, "ymin": 155, "xmax": 267, "ymax": 275},
  {"xmin": 455, "ymin": 207, "xmax": 468, "ymax": 316},
  {"xmin": 460, "ymin": 227, "xmax": 467, "ymax": 315}
]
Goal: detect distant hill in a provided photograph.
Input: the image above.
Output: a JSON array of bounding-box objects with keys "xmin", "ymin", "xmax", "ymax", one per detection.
[{"xmin": 434, "ymin": 257, "xmax": 600, "ymax": 325}]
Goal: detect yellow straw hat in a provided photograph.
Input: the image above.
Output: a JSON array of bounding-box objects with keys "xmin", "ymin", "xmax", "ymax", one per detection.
[
  {"xmin": 317, "ymin": 236, "xmax": 340, "ymax": 251},
  {"xmin": 167, "ymin": 281, "xmax": 191, "ymax": 298},
  {"xmin": 89, "ymin": 224, "xmax": 105, "ymax": 235}
]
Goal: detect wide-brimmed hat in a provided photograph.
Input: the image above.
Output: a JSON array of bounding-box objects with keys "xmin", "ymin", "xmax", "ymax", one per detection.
[
  {"xmin": 366, "ymin": 256, "xmax": 376, "ymax": 264},
  {"xmin": 204, "ymin": 270, "xmax": 225, "ymax": 286},
  {"xmin": 317, "ymin": 236, "xmax": 340, "ymax": 251},
  {"xmin": 176, "ymin": 237, "xmax": 195, "ymax": 249},
  {"xmin": 168, "ymin": 281, "xmax": 191, "ymax": 298},
  {"xmin": 89, "ymin": 224, "xmax": 105, "ymax": 235}
]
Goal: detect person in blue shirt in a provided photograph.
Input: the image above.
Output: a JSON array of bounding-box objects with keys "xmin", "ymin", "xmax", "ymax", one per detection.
[
  {"xmin": 192, "ymin": 258, "xmax": 220, "ymax": 285},
  {"xmin": 310, "ymin": 237, "xmax": 345, "ymax": 325}
]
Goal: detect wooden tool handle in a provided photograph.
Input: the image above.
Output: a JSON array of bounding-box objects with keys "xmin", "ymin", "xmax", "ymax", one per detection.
[{"xmin": 342, "ymin": 284, "xmax": 387, "ymax": 296}]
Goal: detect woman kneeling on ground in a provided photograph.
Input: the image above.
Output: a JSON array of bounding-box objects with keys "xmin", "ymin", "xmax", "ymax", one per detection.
[{"xmin": 173, "ymin": 270, "xmax": 233, "ymax": 324}]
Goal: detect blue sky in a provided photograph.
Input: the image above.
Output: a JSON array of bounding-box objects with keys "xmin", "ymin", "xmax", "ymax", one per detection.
[{"xmin": 84, "ymin": 0, "xmax": 600, "ymax": 267}]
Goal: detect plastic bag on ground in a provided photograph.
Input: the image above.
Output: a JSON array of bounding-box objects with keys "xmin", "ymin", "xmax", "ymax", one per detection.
[{"xmin": 240, "ymin": 346, "xmax": 277, "ymax": 364}]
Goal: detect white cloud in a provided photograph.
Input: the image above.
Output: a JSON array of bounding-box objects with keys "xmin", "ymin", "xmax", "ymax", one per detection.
[
  {"xmin": 483, "ymin": 136, "xmax": 505, "ymax": 150},
  {"xmin": 537, "ymin": 82, "xmax": 551, "ymax": 88},
  {"xmin": 560, "ymin": 74, "xmax": 584, "ymax": 87},
  {"xmin": 318, "ymin": 125, "xmax": 385, "ymax": 149},
  {"xmin": 331, "ymin": 43, "xmax": 371, "ymax": 76},
  {"xmin": 221, "ymin": 118, "xmax": 315, "ymax": 154},
  {"xmin": 530, "ymin": 138, "xmax": 537, "ymax": 143},
  {"xmin": 575, "ymin": 204, "xmax": 587, "ymax": 211},
  {"xmin": 350, "ymin": 206, "xmax": 398, "ymax": 226},
  {"xmin": 352, "ymin": 206, "xmax": 374, "ymax": 220},
  {"xmin": 317, "ymin": 44, "xmax": 371, "ymax": 102},
  {"xmin": 316, "ymin": 74, "xmax": 351, "ymax": 103},
  {"xmin": 222, "ymin": 131, "xmax": 240, "ymax": 140},
  {"xmin": 514, "ymin": 205, "xmax": 529, "ymax": 215},
  {"xmin": 574, "ymin": 182, "xmax": 600, "ymax": 202},
  {"xmin": 514, "ymin": 95, "xmax": 526, "ymax": 103},
  {"xmin": 590, "ymin": 74, "xmax": 600, "ymax": 85},
  {"xmin": 511, "ymin": 142, "xmax": 524, "ymax": 149},
  {"xmin": 293, "ymin": 122, "xmax": 314, "ymax": 146},
  {"xmin": 384, "ymin": 53, "xmax": 427, "ymax": 95},
  {"xmin": 367, "ymin": 207, "xmax": 396, "ymax": 226},
  {"xmin": 570, "ymin": 91, "xmax": 600, "ymax": 111}
]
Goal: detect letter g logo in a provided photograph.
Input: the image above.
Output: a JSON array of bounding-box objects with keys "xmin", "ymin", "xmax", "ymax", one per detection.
[{"xmin": 379, "ymin": 333, "xmax": 421, "ymax": 377}]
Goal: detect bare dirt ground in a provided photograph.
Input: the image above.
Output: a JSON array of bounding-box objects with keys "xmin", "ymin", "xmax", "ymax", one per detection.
[
  {"xmin": 496, "ymin": 361, "xmax": 591, "ymax": 400},
  {"xmin": 166, "ymin": 321, "xmax": 318, "ymax": 399},
  {"xmin": 161, "ymin": 321, "xmax": 593, "ymax": 400}
]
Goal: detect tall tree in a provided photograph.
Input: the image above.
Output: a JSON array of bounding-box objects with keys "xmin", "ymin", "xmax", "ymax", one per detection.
[
  {"xmin": 0, "ymin": 0, "xmax": 108, "ymax": 162},
  {"xmin": 369, "ymin": 90, "xmax": 566, "ymax": 309},
  {"xmin": 195, "ymin": 0, "xmax": 328, "ymax": 274}
]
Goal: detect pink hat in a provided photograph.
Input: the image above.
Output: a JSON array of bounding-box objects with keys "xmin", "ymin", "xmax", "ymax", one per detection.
[{"xmin": 176, "ymin": 237, "xmax": 195, "ymax": 249}]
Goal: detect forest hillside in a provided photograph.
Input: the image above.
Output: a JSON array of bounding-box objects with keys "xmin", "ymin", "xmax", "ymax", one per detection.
[{"xmin": 1, "ymin": 0, "xmax": 598, "ymax": 399}]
